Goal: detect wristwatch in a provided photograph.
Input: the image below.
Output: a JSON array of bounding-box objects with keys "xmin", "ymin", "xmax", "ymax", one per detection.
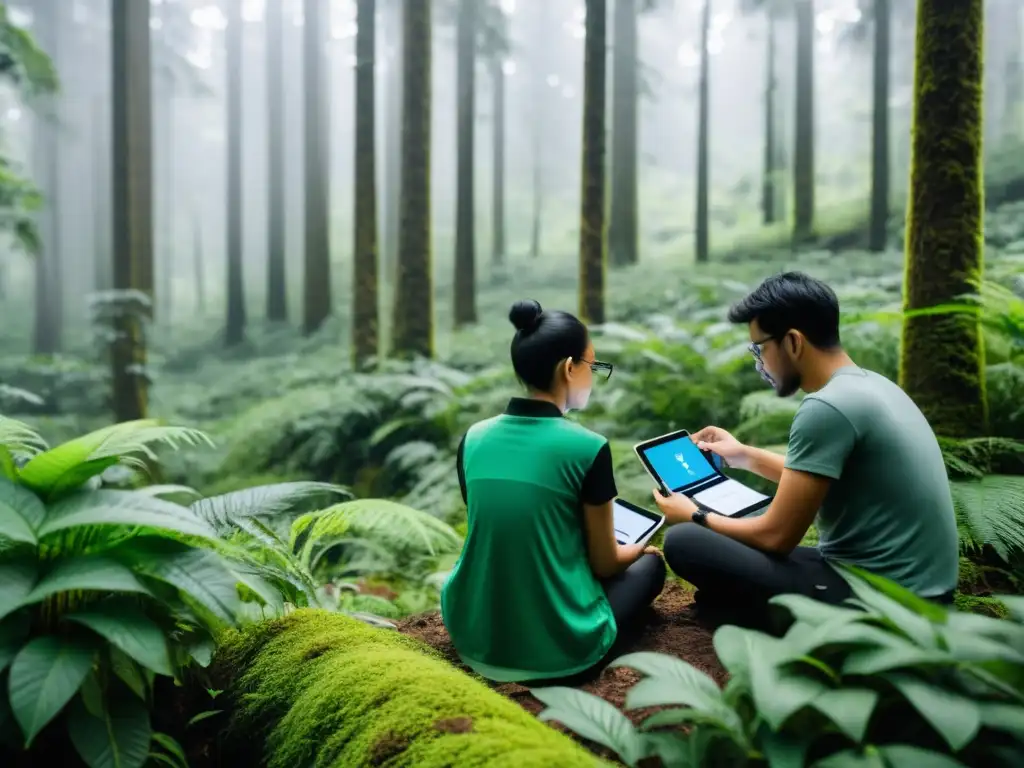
[{"xmin": 692, "ymin": 508, "xmax": 709, "ymax": 527}]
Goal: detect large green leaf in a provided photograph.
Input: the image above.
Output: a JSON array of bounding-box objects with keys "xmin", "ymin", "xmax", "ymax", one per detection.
[
  {"xmin": 39, "ymin": 490, "xmax": 217, "ymax": 541},
  {"xmin": 998, "ymin": 595, "xmax": 1024, "ymax": 623},
  {"xmin": 532, "ymin": 686, "xmax": 645, "ymax": 767},
  {"xmin": 67, "ymin": 687, "xmax": 152, "ymax": 768},
  {"xmin": 884, "ymin": 673, "xmax": 980, "ymax": 751},
  {"xmin": 0, "ymin": 613, "xmax": 29, "ymax": 675},
  {"xmin": 770, "ymin": 593, "xmax": 865, "ymax": 628},
  {"xmin": 838, "ymin": 565, "xmax": 949, "ymax": 624},
  {"xmin": 0, "ymin": 558, "xmax": 37, "ymax": 623},
  {"xmin": 842, "ymin": 643, "xmax": 951, "ymax": 676},
  {"xmin": 0, "ymin": 477, "xmax": 45, "ymax": 544},
  {"xmin": 811, "ymin": 687, "xmax": 879, "ymax": 743},
  {"xmin": 977, "ymin": 701, "xmax": 1024, "ymax": 739},
  {"xmin": 8, "ymin": 635, "xmax": 97, "ymax": 745},
  {"xmin": 876, "ymin": 745, "xmax": 968, "ymax": 767},
  {"xmin": 65, "ymin": 604, "xmax": 173, "ymax": 677},
  {"xmin": 22, "ymin": 556, "xmax": 151, "ymax": 607}
]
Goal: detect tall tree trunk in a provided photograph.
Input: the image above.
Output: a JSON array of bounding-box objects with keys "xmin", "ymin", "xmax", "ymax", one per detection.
[
  {"xmin": 32, "ymin": 0, "xmax": 62, "ymax": 356},
  {"xmin": 266, "ymin": 0, "xmax": 288, "ymax": 321},
  {"xmin": 391, "ymin": 0, "xmax": 433, "ymax": 358},
  {"xmin": 193, "ymin": 207, "xmax": 206, "ymax": 314},
  {"xmin": 608, "ymin": 0, "xmax": 638, "ymax": 267},
  {"xmin": 491, "ymin": 54, "xmax": 506, "ymax": 268},
  {"xmin": 225, "ymin": 0, "xmax": 246, "ymax": 346},
  {"xmin": 900, "ymin": 0, "xmax": 987, "ymax": 437},
  {"xmin": 868, "ymin": 0, "xmax": 891, "ymax": 253},
  {"xmin": 793, "ymin": 0, "xmax": 815, "ymax": 241},
  {"xmin": 92, "ymin": 97, "xmax": 110, "ymax": 292},
  {"xmin": 529, "ymin": 0, "xmax": 548, "ymax": 259},
  {"xmin": 382, "ymin": 0, "xmax": 404, "ymax": 283},
  {"xmin": 353, "ymin": 0, "xmax": 379, "ymax": 366},
  {"xmin": 161, "ymin": 89, "xmax": 176, "ymax": 325},
  {"xmin": 111, "ymin": 0, "xmax": 152, "ymax": 422},
  {"xmin": 762, "ymin": 9, "xmax": 777, "ymax": 226},
  {"xmin": 578, "ymin": 0, "xmax": 607, "ymax": 324},
  {"xmin": 453, "ymin": 0, "xmax": 477, "ymax": 327},
  {"xmin": 303, "ymin": 0, "xmax": 332, "ymax": 335},
  {"xmin": 694, "ymin": 0, "xmax": 710, "ymax": 264}
]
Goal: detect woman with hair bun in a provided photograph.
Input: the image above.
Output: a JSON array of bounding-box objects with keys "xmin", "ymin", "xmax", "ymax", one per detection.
[{"xmin": 441, "ymin": 299, "xmax": 666, "ymax": 685}]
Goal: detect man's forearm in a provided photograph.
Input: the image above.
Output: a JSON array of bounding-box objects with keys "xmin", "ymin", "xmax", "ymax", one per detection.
[{"xmin": 739, "ymin": 446, "xmax": 786, "ymax": 484}]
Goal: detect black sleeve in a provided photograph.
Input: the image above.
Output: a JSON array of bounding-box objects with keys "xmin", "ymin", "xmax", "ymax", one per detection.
[
  {"xmin": 580, "ymin": 441, "xmax": 618, "ymax": 506},
  {"xmin": 456, "ymin": 433, "xmax": 467, "ymax": 505}
]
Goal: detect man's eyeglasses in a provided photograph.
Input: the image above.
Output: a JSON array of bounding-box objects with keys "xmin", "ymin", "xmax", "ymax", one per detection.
[
  {"xmin": 581, "ymin": 358, "xmax": 614, "ymax": 381},
  {"xmin": 748, "ymin": 336, "xmax": 774, "ymax": 361}
]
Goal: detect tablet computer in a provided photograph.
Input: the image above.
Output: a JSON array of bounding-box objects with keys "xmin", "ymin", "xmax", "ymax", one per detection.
[
  {"xmin": 633, "ymin": 429, "xmax": 771, "ymax": 518},
  {"xmin": 612, "ymin": 499, "xmax": 664, "ymax": 546}
]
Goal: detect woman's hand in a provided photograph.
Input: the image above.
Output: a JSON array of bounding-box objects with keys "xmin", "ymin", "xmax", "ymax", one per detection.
[
  {"xmin": 691, "ymin": 425, "xmax": 750, "ymax": 470},
  {"xmin": 652, "ymin": 488, "xmax": 699, "ymax": 524}
]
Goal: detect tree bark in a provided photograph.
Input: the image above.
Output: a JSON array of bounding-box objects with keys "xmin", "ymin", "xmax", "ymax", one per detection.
[
  {"xmin": 793, "ymin": 0, "xmax": 815, "ymax": 241},
  {"xmin": 868, "ymin": 0, "xmax": 891, "ymax": 252},
  {"xmin": 695, "ymin": 0, "xmax": 710, "ymax": 264},
  {"xmin": 578, "ymin": 0, "xmax": 607, "ymax": 324},
  {"xmin": 391, "ymin": 0, "xmax": 433, "ymax": 358},
  {"xmin": 303, "ymin": 0, "xmax": 332, "ymax": 335},
  {"xmin": 111, "ymin": 0, "xmax": 152, "ymax": 422},
  {"xmin": 225, "ymin": 0, "xmax": 246, "ymax": 346},
  {"xmin": 762, "ymin": 10, "xmax": 777, "ymax": 226},
  {"xmin": 453, "ymin": 0, "xmax": 477, "ymax": 327},
  {"xmin": 899, "ymin": 0, "xmax": 987, "ymax": 437},
  {"xmin": 382, "ymin": 0, "xmax": 404, "ymax": 283},
  {"xmin": 491, "ymin": 54, "xmax": 506, "ymax": 268},
  {"xmin": 608, "ymin": 0, "xmax": 638, "ymax": 267},
  {"xmin": 352, "ymin": 0, "xmax": 379, "ymax": 366},
  {"xmin": 266, "ymin": 0, "xmax": 288, "ymax": 321},
  {"xmin": 529, "ymin": 0, "xmax": 548, "ymax": 259}
]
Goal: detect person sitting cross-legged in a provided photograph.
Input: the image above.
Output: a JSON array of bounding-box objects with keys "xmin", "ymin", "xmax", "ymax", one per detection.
[{"xmin": 652, "ymin": 272, "xmax": 960, "ymax": 630}]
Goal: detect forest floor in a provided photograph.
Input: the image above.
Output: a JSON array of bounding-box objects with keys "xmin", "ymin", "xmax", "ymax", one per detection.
[{"xmin": 396, "ymin": 580, "xmax": 727, "ymax": 762}]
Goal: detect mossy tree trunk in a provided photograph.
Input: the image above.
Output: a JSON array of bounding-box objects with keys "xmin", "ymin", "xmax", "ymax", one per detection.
[
  {"xmin": 352, "ymin": 0, "xmax": 379, "ymax": 366},
  {"xmin": 225, "ymin": 0, "xmax": 246, "ymax": 346},
  {"xmin": 762, "ymin": 8, "xmax": 777, "ymax": 226},
  {"xmin": 868, "ymin": 0, "xmax": 891, "ymax": 253},
  {"xmin": 303, "ymin": 0, "xmax": 332, "ymax": 335},
  {"xmin": 491, "ymin": 53, "xmax": 506, "ymax": 268},
  {"xmin": 899, "ymin": 0, "xmax": 987, "ymax": 437},
  {"xmin": 578, "ymin": 0, "xmax": 607, "ymax": 324},
  {"xmin": 266, "ymin": 0, "xmax": 288, "ymax": 322},
  {"xmin": 609, "ymin": 0, "xmax": 638, "ymax": 268},
  {"xmin": 453, "ymin": 0, "xmax": 477, "ymax": 327},
  {"xmin": 793, "ymin": 0, "xmax": 815, "ymax": 242},
  {"xmin": 391, "ymin": 0, "xmax": 433, "ymax": 358},
  {"xmin": 111, "ymin": 0, "xmax": 152, "ymax": 422},
  {"xmin": 695, "ymin": 0, "xmax": 710, "ymax": 265}
]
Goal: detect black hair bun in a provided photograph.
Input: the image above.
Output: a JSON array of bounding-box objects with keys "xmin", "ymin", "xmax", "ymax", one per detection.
[{"xmin": 509, "ymin": 299, "xmax": 543, "ymax": 333}]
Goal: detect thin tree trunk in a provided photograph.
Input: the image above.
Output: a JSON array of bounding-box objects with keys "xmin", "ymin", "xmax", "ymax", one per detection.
[
  {"xmin": 391, "ymin": 0, "xmax": 433, "ymax": 358},
  {"xmin": 92, "ymin": 98, "xmax": 110, "ymax": 292},
  {"xmin": 303, "ymin": 0, "xmax": 332, "ymax": 335},
  {"xmin": 225, "ymin": 0, "xmax": 246, "ymax": 346},
  {"xmin": 491, "ymin": 54, "xmax": 506, "ymax": 268},
  {"xmin": 453, "ymin": 0, "xmax": 477, "ymax": 327},
  {"xmin": 899, "ymin": 0, "xmax": 986, "ymax": 437},
  {"xmin": 266, "ymin": 0, "xmax": 288, "ymax": 321},
  {"xmin": 695, "ymin": 0, "xmax": 710, "ymax": 264},
  {"xmin": 578, "ymin": 0, "xmax": 607, "ymax": 324},
  {"xmin": 609, "ymin": 0, "xmax": 638, "ymax": 267},
  {"xmin": 793, "ymin": 0, "xmax": 815, "ymax": 241},
  {"xmin": 162, "ymin": 90, "xmax": 176, "ymax": 325},
  {"xmin": 193, "ymin": 207, "xmax": 206, "ymax": 314},
  {"xmin": 529, "ymin": 1, "xmax": 547, "ymax": 259},
  {"xmin": 111, "ymin": 0, "xmax": 152, "ymax": 422},
  {"xmin": 762, "ymin": 10, "xmax": 777, "ymax": 226},
  {"xmin": 868, "ymin": 0, "xmax": 891, "ymax": 252},
  {"xmin": 382, "ymin": 0, "xmax": 403, "ymax": 283},
  {"xmin": 353, "ymin": 0, "xmax": 379, "ymax": 366}
]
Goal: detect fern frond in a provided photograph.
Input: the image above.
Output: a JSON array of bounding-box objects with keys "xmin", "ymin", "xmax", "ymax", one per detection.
[
  {"xmin": 0, "ymin": 415, "xmax": 47, "ymax": 459},
  {"xmin": 951, "ymin": 475, "xmax": 1024, "ymax": 562},
  {"xmin": 191, "ymin": 481, "xmax": 351, "ymax": 529}
]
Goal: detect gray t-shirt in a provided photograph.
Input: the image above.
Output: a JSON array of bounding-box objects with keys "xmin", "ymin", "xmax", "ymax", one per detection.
[{"xmin": 784, "ymin": 366, "xmax": 959, "ymax": 597}]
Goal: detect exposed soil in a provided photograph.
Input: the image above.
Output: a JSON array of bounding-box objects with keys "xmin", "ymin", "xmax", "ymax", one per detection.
[{"xmin": 396, "ymin": 581, "xmax": 727, "ymax": 762}]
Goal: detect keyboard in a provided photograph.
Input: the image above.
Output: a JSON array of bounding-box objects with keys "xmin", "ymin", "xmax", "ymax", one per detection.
[{"xmin": 693, "ymin": 479, "xmax": 768, "ymax": 516}]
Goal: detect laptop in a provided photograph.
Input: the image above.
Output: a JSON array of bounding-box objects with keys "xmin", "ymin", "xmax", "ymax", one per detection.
[{"xmin": 633, "ymin": 428, "xmax": 771, "ymax": 517}]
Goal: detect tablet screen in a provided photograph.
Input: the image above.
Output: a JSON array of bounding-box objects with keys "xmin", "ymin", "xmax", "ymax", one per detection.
[
  {"xmin": 612, "ymin": 501, "xmax": 660, "ymax": 544},
  {"xmin": 640, "ymin": 436, "xmax": 717, "ymax": 492}
]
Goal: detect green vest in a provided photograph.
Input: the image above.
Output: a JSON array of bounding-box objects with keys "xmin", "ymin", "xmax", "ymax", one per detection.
[{"xmin": 441, "ymin": 407, "xmax": 616, "ymax": 682}]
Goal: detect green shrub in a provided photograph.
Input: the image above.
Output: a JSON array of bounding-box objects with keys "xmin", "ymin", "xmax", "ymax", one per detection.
[
  {"xmin": 534, "ymin": 568, "xmax": 1024, "ymax": 767},
  {"xmin": 215, "ymin": 609, "xmax": 603, "ymax": 767}
]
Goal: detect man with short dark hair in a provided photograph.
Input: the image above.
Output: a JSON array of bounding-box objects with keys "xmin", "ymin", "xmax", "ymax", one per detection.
[{"xmin": 653, "ymin": 271, "xmax": 960, "ymax": 627}]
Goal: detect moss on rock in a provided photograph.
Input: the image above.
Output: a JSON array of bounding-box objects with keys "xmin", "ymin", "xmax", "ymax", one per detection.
[{"xmin": 215, "ymin": 609, "xmax": 602, "ymax": 768}]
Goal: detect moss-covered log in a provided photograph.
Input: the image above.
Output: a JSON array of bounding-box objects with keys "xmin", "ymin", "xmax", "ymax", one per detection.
[
  {"xmin": 215, "ymin": 610, "xmax": 601, "ymax": 767},
  {"xmin": 899, "ymin": 0, "xmax": 988, "ymax": 437}
]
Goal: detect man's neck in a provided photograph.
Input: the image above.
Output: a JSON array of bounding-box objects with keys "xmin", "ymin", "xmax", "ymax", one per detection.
[{"xmin": 801, "ymin": 350, "xmax": 857, "ymax": 393}]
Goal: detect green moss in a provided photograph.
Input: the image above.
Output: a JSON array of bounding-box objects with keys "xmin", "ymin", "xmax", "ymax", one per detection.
[
  {"xmin": 216, "ymin": 609, "xmax": 600, "ymax": 768},
  {"xmin": 954, "ymin": 593, "xmax": 1009, "ymax": 619}
]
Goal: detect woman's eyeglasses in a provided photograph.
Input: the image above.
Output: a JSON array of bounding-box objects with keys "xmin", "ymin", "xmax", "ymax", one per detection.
[{"xmin": 582, "ymin": 359, "xmax": 614, "ymax": 381}]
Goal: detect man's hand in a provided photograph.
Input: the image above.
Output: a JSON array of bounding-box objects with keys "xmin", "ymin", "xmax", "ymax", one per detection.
[
  {"xmin": 691, "ymin": 426, "xmax": 750, "ymax": 470},
  {"xmin": 651, "ymin": 489, "xmax": 699, "ymax": 524}
]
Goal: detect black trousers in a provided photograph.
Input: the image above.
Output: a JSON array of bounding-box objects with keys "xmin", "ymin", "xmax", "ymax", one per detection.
[
  {"xmin": 663, "ymin": 524, "xmax": 953, "ymax": 634},
  {"xmin": 520, "ymin": 553, "xmax": 666, "ymax": 687}
]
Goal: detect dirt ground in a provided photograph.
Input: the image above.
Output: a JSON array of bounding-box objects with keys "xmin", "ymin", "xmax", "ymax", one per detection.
[{"xmin": 396, "ymin": 581, "xmax": 727, "ymax": 762}]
